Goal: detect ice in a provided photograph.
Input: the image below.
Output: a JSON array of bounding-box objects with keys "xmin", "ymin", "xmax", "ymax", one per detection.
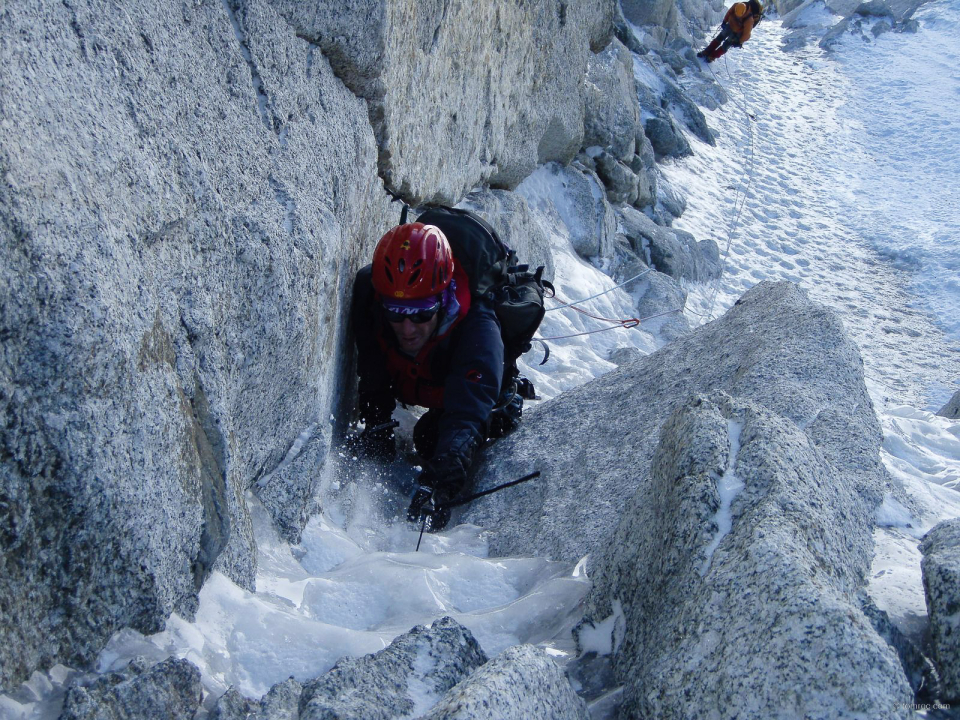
[
  {"xmin": 577, "ymin": 600, "xmax": 626, "ymax": 656},
  {"xmin": 700, "ymin": 420, "xmax": 745, "ymax": 576}
]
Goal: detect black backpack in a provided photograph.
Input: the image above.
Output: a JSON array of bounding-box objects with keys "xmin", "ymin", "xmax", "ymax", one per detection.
[{"xmin": 414, "ymin": 206, "xmax": 553, "ymax": 366}]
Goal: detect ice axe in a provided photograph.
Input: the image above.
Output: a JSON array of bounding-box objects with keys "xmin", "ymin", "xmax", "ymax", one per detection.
[{"xmin": 415, "ymin": 470, "xmax": 542, "ymax": 551}]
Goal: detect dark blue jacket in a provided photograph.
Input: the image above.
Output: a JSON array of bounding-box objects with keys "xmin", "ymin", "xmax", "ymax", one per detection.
[{"xmin": 352, "ymin": 264, "xmax": 504, "ymax": 459}]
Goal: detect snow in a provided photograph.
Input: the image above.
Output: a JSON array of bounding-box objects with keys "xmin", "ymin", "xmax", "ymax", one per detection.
[
  {"xmin": 4, "ymin": 2, "xmax": 960, "ymax": 717},
  {"xmin": 700, "ymin": 419, "xmax": 746, "ymax": 576},
  {"xmin": 576, "ymin": 600, "xmax": 626, "ymax": 657}
]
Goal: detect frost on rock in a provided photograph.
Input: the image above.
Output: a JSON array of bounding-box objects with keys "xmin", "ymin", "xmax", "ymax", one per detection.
[
  {"xmin": 59, "ymin": 657, "xmax": 202, "ymax": 720},
  {"xmin": 420, "ymin": 645, "xmax": 590, "ymax": 720},
  {"xmin": 297, "ymin": 617, "xmax": 487, "ymax": 720}
]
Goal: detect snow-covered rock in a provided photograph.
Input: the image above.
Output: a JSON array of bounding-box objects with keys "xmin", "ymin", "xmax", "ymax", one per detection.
[
  {"xmin": 921, "ymin": 519, "xmax": 960, "ymax": 701},
  {"xmin": 529, "ymin": 164, "xmax": 619, "ymax": 262},
  {"xmin": 594, "ymin": 152, "xmax": 643, "ymax": 206},
  {"xmin": 619, "ymin": 206, "xmax": 721, "ymax": 282},
  {"xmin": 462, "ymin": 281, "xmax": 891, "ymax": 566},
  {"xmin": 298, "ymin": 617, "xmax": 487, "ymax": 720},
  {"xmin": 59, "ymin": 657, "xmax": 202, "ymax": 720},
  {"xmin": 938, "ymin": 389, "xmax": 960, "ymax": 419},
  {"xmin": 269, "ymin": 0, "xmax": 615, "ymax": 204},
  {"xmin": 420, "ymin": 645, "xmax": 589, "ymax": 720},
  {"xmin": 581, "ymin": 391, "xmax": 912, "ymax": 718},
  {"xmin": 645, "ymin": 116, "xmax": 694, "ymax": 160},
  {"xmin": 211, "ymin": 679, "xmax": 302, "ymax": 720}
]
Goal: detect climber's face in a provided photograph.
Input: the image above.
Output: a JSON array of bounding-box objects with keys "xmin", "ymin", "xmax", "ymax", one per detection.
[{"xmin": 389, "ymin": 314, "xmax": 439, "ymax": 355}]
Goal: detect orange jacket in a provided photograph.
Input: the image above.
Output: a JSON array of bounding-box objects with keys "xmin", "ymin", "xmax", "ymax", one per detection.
[{"xmin": 724, "ymin": 2, "xmax": 757, "ymax": 43}]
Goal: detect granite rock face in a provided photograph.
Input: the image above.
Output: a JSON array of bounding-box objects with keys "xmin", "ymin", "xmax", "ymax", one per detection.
[
  {"xmin": 0, "ymin": 0, "xmax": 390, "ymax": 688},
  {"xmin": 580, "ymin": 391, "xmax": 912, "ymax": 718},
  {"xmin": 420, "ymin": 645, "xmax": 590, "ymax": 720},
  {"xmin": 921, "ymin": 519, "xmax": 960, "ymax": 701},
  {"xmin": 59, "ymin": 657, "xmax": 202, "ymax": 720},
  {"xmin": 299, "ymin": 617, "xmax": 487, "ymax": 720},
  {"xmin": 621, "ymin": 0, "xmax": 680, "ymax": 33},
  {"xmin": 583, "ymin": 39, "xmax": 642, "ymax": 163},
  {"xmin": 453, "ymin": 190, "xmax": 557, "ymax": 285},
  {"xmin": 462, "ymin": 281, "xmax": 890, "ymax": 566},
  {"xmin": 269, "ymin": 0, "xmax": 616, "ymax": 204}
]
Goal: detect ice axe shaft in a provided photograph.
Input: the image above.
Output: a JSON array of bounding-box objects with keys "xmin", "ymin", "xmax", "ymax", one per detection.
[
  {"xmin": 365, "ymin": 419, "xmax": 400, "ymax": 436},
  {"xmin": 413, "ymin": 471, "xmax": 541, "ymax": 552},
  {"xmin": 416, "ymin": 514, "xmax": 428, "ymax": 552},
  {"xmin": 442, "ymin": 471, "xmax": 541, "ymax": 510}
]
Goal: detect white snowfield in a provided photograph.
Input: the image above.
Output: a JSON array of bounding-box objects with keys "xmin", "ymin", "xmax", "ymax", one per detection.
[{"xmin": 3, "ymin": 2, "xmax": 959, "ymax": 719}]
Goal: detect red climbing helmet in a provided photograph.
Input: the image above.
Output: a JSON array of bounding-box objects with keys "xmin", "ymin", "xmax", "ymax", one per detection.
[{"xmin": 371, "ymin": 223, "xmax": 455, "ymax": 300}]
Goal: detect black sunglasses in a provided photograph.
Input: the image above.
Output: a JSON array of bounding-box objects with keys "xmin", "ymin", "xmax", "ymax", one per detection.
[{"xmin": 383, "ymin": 304, "xmax": 441, "ymax": 324}]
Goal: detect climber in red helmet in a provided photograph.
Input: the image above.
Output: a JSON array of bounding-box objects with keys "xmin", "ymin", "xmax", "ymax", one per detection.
[{"xmin": 350, "ymin": 222, "xmax": 506, "ymax": 531}]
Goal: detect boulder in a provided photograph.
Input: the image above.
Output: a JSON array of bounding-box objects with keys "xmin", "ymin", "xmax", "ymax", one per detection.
[
  {"xmin": 521, "ymin": 163, "xmax": 618, "ymax": 262},
  {"xmin": 656, "ymin": 177, "xmax": 688, "ymax": 222},
  {"xmin": 59, "ymin": 657, "xmax": 202, "ymax": 720},
  {"xmin": 608, "ymin": 347, "xmax": 645, "ymax": 366},
  {"xmin": 632, "ymin": 269, "xmax": 691, "ymax": 342},
  {"xmin": 854, "ymin": 0, "xmax": 897, "ymax": 18},
  {"xmin": 0, "ymin": 0, "xmax": 391, "ymax": 688},
  {"xmin": 581, "ymin": 392, "xmax": 913, "ymax": 718},
  {"xmin": 583, "ymin": 39, "xmax": 642, "ymax": 162},
  {"xmin": 938, "ymin": 389, "xmax": 960, "ymax": 419},
  {"xmin": 645, "ymin": 117, "xmax": 693, "ymax": 160},
  {"xmin": 662, "ymin": 80, "xmax": 716, "ymax": 146},
  {"xmin": 921, "ymin": 519, "xmax": 960, "ymax": 701},
  {"xmin": 461, "ymin": 281, "xmax": 891, "ymax": 568},
  {"xmin": 420, "ymin": 645, "xmax": 589, "ymax": 720},
  {"xmin": 299, "ymin": 617, "xmax": 487, "ymax": 720},
  {"xmin": 649, "ymin": 226, "xmax": 722, "ymax": 281},
  {"xmin": 211, "ymin": 678, "xmax": 302, "ymax": 720},
  {"xmin": 594, "ymin": 152, "xmax": 641, "ymax": 206},
  {"xmin": 617, "ymin": 206, "xmax": 720, "ymax": 282},
  {"xmin": 269, "ymin": 0, "xmax": 616, "ymax": 204}
]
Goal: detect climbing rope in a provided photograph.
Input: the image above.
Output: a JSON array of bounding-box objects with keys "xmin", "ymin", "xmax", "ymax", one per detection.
[
  {"xmin": 536, "ymin": 307, "xmax": 682, "ymax": 342},
  {"xmin": 544, "ymin": 268, "xmax": 652, "ymax": 312},
  {"xmin": 538, "ymin": 265, "xmax": 685, "ymax": 341},
  {"xmin": 693, "ymin": 53, "xmax": 759, "ymax": 322}
]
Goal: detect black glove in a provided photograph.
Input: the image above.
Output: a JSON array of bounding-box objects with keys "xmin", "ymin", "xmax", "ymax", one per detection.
[
  {"xmin": 489, "ymin": 392, "xmax": 523, "ymax": 440},
  {"xmin": 406, "ymin": 453, "xmax": 468, "ymax": 531}
]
